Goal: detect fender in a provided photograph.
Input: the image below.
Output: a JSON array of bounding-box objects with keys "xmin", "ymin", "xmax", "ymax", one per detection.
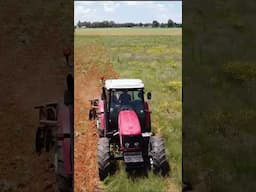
[{"xmin": 98, "ymin": 100, "xmax": 105, "ymax": 130}]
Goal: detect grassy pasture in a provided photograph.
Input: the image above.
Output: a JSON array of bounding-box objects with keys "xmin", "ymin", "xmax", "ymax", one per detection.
[
  {"xmin": 75, "ymin": 27, "xmax": 181, "ymax": 36},
  {"xmin": 75, "ymin": 28, "xmax": 182, "ymax": 192}
]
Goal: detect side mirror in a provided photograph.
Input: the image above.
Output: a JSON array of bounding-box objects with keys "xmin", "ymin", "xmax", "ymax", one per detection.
[{"xmin": 147, "ymin": 92, "xmax": 152, "ymax": 100}]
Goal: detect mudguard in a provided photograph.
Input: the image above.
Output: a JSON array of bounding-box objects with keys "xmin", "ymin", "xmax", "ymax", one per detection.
[{"xmin": 98, "ymin": 100, "xmax": 105, "ymax": 130}]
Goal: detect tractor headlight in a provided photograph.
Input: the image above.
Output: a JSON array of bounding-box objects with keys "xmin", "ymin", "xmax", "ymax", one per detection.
[
  {"xmin": 124, "ymin": 142, "xmax": 130, "ymax": 148},
  {"xmin": 134, "ymin": 142, "xmax": 140, "ymax": 147}
]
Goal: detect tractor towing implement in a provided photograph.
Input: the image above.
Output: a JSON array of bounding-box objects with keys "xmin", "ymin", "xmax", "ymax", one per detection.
[{"xmin": 88, "ymin": 78, "xmax": 169, "ymax": 180}]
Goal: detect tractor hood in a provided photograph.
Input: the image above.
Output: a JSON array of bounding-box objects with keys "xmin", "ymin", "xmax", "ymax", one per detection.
[{"xmin": 118, "ymin": 110, "xmax": 141, "ymax": 136}]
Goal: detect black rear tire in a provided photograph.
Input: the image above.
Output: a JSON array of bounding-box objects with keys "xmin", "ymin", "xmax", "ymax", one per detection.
[
  {"xmin": 149, "ymin": 136, "xmax": 170, "ymax": 176},
  {"xmin": 97, "ymin": 138, "xmax": 111, "ymax": 180}
]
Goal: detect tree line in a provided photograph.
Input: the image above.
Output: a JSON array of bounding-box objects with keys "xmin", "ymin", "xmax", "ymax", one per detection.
[{"xmin": 75, "ymin": 19, "xmax": 182, "ymax": 28}]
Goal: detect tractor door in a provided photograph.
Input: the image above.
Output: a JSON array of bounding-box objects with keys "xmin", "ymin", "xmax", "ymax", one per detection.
[
  {"xmin": 108, "ymin": 89, "xmax": 119, "ymax": 132},
  {"xmin": 129, "ymin": 89, "xmax": 147, "ymax": 132}
]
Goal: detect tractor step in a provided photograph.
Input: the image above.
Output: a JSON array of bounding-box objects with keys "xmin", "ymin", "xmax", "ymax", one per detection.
[{"xmin": 123, "ymin": 152, "xmax": 144, "ymax": 163}]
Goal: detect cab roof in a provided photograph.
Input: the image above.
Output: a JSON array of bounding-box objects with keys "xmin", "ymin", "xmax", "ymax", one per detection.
[{"xmin": 105, "ymin": 79, "xmax": 144, "ymax": 90}]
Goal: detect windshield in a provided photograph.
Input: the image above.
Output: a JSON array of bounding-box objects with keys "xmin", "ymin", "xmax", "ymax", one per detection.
[{"xmin": 109, "ymin": 89, "xmax": 144, "ymax": 111}]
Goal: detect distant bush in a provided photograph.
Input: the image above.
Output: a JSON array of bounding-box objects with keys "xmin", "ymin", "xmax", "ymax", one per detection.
[{"xmin": 75, "ymin": 19, "xmax": 182, "ymax": 28}]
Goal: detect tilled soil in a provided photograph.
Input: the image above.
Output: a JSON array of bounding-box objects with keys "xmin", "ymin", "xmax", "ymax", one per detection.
[{"xmin": 74, "ymin": 44, "xmax": 118, "ymax": 192}]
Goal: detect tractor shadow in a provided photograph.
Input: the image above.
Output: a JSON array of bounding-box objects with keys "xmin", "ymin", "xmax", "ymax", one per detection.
[
  {"xmin": 126, "ymin": 162, "xmax": 171, "ymax": 180},
  {"xmin": 126, "ymin": 167, "xmax": 149, "ymax": 180}
]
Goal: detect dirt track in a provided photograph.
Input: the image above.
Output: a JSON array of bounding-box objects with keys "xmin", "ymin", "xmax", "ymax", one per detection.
[{"xmin": 74, "ymin": 44, "xmax": 118, "ymax": 192}]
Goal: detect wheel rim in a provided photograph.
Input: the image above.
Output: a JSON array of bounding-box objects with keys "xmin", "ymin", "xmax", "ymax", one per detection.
[
  {"xmin": 149, "ymin": 157, "xmax": 154, "ymax": 170},
  {"xmin": 148, "ymin": 140, "xmax": 154, "ymax": 170}
]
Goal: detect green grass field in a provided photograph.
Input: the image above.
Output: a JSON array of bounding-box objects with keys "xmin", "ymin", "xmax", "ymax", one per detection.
[
  {"xmin": 75, "ymin": 28, "xmax": 181, "ymax": 36},
  {"xmin": 75, "ymin": 28, "xmax": 182, "ymax": 192}
]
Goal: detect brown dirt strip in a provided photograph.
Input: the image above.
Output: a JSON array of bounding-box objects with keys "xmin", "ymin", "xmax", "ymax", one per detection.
[{"xmin": 74, "ymin": 44, "xmax": 118, "ymax": 192}]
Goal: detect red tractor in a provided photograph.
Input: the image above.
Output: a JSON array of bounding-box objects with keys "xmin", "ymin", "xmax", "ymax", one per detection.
[
  {"xmin": 89, "ymin": 79, "xmax": 169, "ymax": 180},
  {"xmin": 35, "ymin": 74, "xmax": 74, "ymax": 192}
]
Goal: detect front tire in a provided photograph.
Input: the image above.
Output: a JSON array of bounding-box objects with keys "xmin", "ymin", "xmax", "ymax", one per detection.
[
  {"xmin": 149, "ymin": 136, "xmax": 169, "ymax": 176},
  {"xmin": 97, "ymin": 138, "xmax": 111, "ymax": 180}
]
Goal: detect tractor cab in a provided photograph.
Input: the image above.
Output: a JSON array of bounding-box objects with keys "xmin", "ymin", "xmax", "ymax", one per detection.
[{"xmin": 103, "ymin": 79, "xmax": 151, "ymax": 134}]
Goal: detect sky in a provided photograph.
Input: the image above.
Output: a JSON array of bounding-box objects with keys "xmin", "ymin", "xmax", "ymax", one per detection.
[{"xmin": 74, "ymin": 1, "xmax": 182, "ymax": 25}]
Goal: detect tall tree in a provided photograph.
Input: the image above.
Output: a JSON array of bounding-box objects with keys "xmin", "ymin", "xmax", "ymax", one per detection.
[
  {"xmin": 152, "ymin": 20, "xmax": 159, "ymax": 27},
  {"xmin": 77, "ymin": 20, "xmax": 82, "ymax": 28},
  {"xmin": 168, "ymin": 19, "xmax": 174, "ymax": 27}
]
